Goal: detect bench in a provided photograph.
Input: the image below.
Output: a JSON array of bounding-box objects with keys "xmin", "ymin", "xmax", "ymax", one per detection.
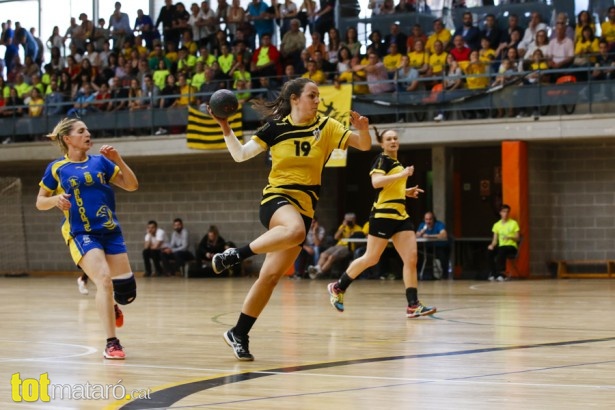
[{"xmin": 557, "ymin": 260, "xmax": 615, "ymax": 279}]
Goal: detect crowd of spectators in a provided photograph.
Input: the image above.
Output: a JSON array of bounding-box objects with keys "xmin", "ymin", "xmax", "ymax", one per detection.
[{"xmin": 1, "ymin": 0, "xmax": 615, "ymax": 141}]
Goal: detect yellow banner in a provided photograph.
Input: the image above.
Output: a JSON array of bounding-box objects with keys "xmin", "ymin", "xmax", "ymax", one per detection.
[
  {"xmin": 319, "ymin": 84, "xmax": 352, "ymax": 167},
  {"xmin": 186, "ymin": 105, "xmax": 242, "ymax": 150}
]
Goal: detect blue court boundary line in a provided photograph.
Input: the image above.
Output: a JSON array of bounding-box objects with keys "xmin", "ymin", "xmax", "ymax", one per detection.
[{"xmin": 119, "ymin": 335, "xmax": 615, "ymax": 409}]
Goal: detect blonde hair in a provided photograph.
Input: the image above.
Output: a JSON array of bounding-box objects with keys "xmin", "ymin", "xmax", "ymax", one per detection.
[{"xmin": 46, "ymin": 117, "xmax": 80, "ymax": 154}]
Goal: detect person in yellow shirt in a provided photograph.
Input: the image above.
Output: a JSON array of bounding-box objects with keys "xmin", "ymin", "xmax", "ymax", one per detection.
[
  {"xmin": 575, "ymin": 10, "xmax": 595, "ymax": 44},
  {"xmin": 301, "ymin": 58, "xmax": 327, "ymax": 84},
  {"xmin": 217, "ymin": 44, "xmax": 236, "ymax": 76},
  {"xmin": 190, "ymin": 61, "xmax": 207, "ymax": 91},
  {"xmin": 527, "ymin": 49, "xmax": 550, "ymax": 84},
  {"xmin": 574, "ymin": 26, "xmax": 600, "ymax": 65},
  {"xmin": 427, "ymin": 40, "xmax": 448, "ymax": 77},
  {"xmin": 335, "ymin": 55, "xmax": 369, "ymax": 94},
  {"xmin": 177, "ymin": 47, "xmax": 197, "ymax": 76},
  {"xmin": 487, "ymin": 204, "xmax": 520, "ymax": 281},
  {"xmin": 171, "ymin": 73, "xmax": 196, "ymax": 107},
  {"xmin": 383, "ymin": 43, "xmax": 402, "ymax": 76},
  {"xmin": 600, "ymin": 6, "xmax": 615, "ymax": 47},
  {"xmin": 479, "ymin": 37, "xmax": 496, "ymax": 64},
  {"xmin": 465, "ymin": 50, "xmax": 489, "ymax": 90},
  {"xmin": 408, "ymin": 39, "xmax": 429, "ymax": 76},
  {"xmin": 425, "ymin": 19, "xmax": 451, "ymax": 54}
]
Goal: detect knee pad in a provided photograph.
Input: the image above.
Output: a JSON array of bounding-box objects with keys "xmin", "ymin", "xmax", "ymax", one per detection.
[{"xmin": 113, "ymin": 274, "xmax": 137, "ymax": 305}]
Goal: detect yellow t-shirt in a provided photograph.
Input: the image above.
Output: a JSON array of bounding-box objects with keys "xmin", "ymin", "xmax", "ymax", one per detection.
[
  {"xmin": 426, "ymin": 30, "xmax": 452, "ymax": 54},
  {"xmin": 218, "ymin": 54, "xmax": 235, "ymax": 74},
  {"xmin": 428, "ymin": 52, "xmax": 448, "ymax": 75},
  {"xmin": 575, "ymin": 23, "xmax": 595, "ymax": 43},
  {"xmin": 492, "ymin": 219, "xmax": 520, "ymax": 248},
  {"xmin": 408, "ymin": 51, "xmax": 429, "ymax": 69},
  {"xmin": 465, "ymin": 63, "xmax": 489, "ymax": 90},
  {"xmin": 479, "ymin": 48, "xmax": 496, "ymax": 63},
  {"xmin": 369, "ymin": 153, "xmax": 410, "ymax": 221},
  {"xmin": 575, "ymin": 38, "xmax": 600, "ymax": 63},
  {"xmin": 383, "ymin": 53, "xmax": 402, "ymax": 72},
  {"xmin": 256, "ymin": 47, "xmax": 272, "ymax": 67},
  {"xmin": 531, "ymin": 62, "xmax": 548, "ymax": 70},
  {"xmin": 176, "ymin": 84, "xmax": 196, "ymax": 106},
  {"xmin": 302, "ymin": 70, "xmax": 327, "ymax": 84},
  {"xmin": 601, "ymin": 21, "xmax": 615, "ymax": 43}
]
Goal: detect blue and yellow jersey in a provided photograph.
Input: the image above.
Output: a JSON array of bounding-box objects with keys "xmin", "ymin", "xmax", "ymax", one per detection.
[
  {"xmin": 369, "ymin": 153, "xmax": 409, "ymax": 221},
  {"xmin": 252, "ymin": 115, "xmax": 351, "ymax": 218},
  {"xmin": 39, "ymin": 155, "xmax": 121, "ymax": 243}
]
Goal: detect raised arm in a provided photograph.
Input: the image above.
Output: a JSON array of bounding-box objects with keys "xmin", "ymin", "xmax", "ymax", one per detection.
[
  {"xmin": 207, "ymin": 106, "xmax": 266, "ymax": 162},
  {"xmin": 346, "ymin": 110, "xmax": 372, "ymax": 151},
  {"xmin": 100, "ymin": 145, "xmax": 139, "ymax": 191}
]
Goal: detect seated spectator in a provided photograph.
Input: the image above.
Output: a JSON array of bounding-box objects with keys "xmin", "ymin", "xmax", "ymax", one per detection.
[
  {"xmin": 326, "ymin": 27, "xmax": 342, "ymax": 64},
  {"xmin": 191, "ymin": 225, "xmax": 232, "ymax": 277},
  {"xmin": 517, "ymin": 11, "xmax": 547, "ymax": 58},
  {"xmin": 464, "ymin": 50, "xmax": 489, "ymax": 91},
  {"xmin": 177, "ymin": 46, "xmax": 197, "ymax": 76},
  {"xmin": 495, "ymin": 26, "xmax": 521, "ymax": 61},
  {"xmin": 307, "ymin": 32, "xmax": 327, "ymax": 61},
  {"xmin": 148, "ymin": 43, "xmax": 171, "ymax": 71},
  {"xmin": 67, "ymin": 83, "xmax": 96, "ymax": 116},
  {"xmin": 426, "ymin": 18, "xmax": 451, "ymax": 54},
  {"xmin": 547, "ymin": 21, "xmax": 574, "ymax": 72},
  {"xmin": 109, "ymin": 76, "xmax": 129, "ymax": 111},
  {"xmin": 491, "ymin": 58, "xmax": 518, "ymax": 118},
  {"xmin": 479, "ymin": 37, "xmax": 496, "ymax": 67},
  {"xmin": 335, "ymin": 54, "xmax": 369, "ymax": 95},
  {"xmin": 454, "ymin": 11, "xmax": 481, "ymax": 51},
  {"xmin": 217, "ymin": 44, "xmax": 235, "ymax": 76},
  {"xmin": 409, "ymin": 39, "xmax": 430, "ymax": 76},
  {"xmin": 336, "ymin": 46, "xmax": 352, "ymax": 74},
  {"xmin": 591, "ymin": 40, "xmax": 615, "ymax": 81},
  {"xmin": 526, "ymin": 49, "xmax": 550, "ymax": 84},
  {"xmin": 406, "ymin": 24, "xmax": 427, "ymax": 53},
  {"xmin": 573, "ymin": 25, "xmax": 599, "ymax": 74},
  {"xmin": 109, "ymin": 1, "xmax": 133, "ymax": 51},
  {"xmin": 235, "ymin": 79, "xmax": 252, "ymax": 104},
  {"xmin": 368, "ymin": 29, "xmax": 387, "ymax": 58},
  {"xmin": 153, "ymin": 58, "xmax": 171, "ymax": 91},
  {"xmin": 158, "ymin": 73, "xmax": 178, "ymax": 109},
  {"xmin": 250, "ymin": 33, "xmax": 282, "ymax": 81},
  {"xmin": 416, "ymin": 211, "xmax": 450, "ymax": 279},
  {"xmin": 171, "ymin": 72, "xmax": 196, "ymax": 108},
  {"xmin": 427, "ymin": 40, "xmax": 448, "ymax": 77},
  {"xmin": 522, "ymin": 29, "xmax": 549, "ymax": 63},
  {"xmin": 313, "ymin": 50, "xmax": 336, "ymax": 78},
  {"xmin": 293, "ymin": 217, "xmax": 326, "ymax": 278},
  {"xmin": 44, "ymin": 79, "xmax": 65, "ymax": 116},
  {"xmin": 575, "ymin": 10, "xmax": 595, "ymax": 45},
  {"xmin": 450, "ymin": 34, "xmax": 472, "ymax": 71},
  {"xmin": 307, "ymin": 213, "xmax": 364, "ymax": 279},
  {"xmin": 141, "ymin": 74, "xmax": 160, "ymax": 108},
  {"xmin": 382, "ymin": 43, "xmax": 402, "ymax": 77},
  {"xmin": 600, "ymin": 6, "xmax": 615, "ymax": 50},
  {"xmin": 199, "ymin": 68, "xmax": 223, "ymax": 104},
  {"xmin": 28, "ymin": 87, "xmax": 44, "ymax": 117},
  {"xmin": 481, "ymin": 13, "xmax": 501, "ymax": 50},
  {"xmin": 487, "ymin": 204, "xmax": 520, "ymax": 281},
  {"xmin": 93, "ymin": 82, "xmax": 112, "ymax": 112},
  {"xmin": 433, "ymin": 54, "xmax": 463, "ymax": 122},
  {"xmin": 161, "ymin": 218, "xmax": 194, "ymax": 276},
  {"xmin": 340, "ymin": 26, "xmax": 361, "ymax": 57},
  {"xmin": 395, "ymin": 55, "xmax": 420, "ymax": 92},
  {"xmin": 549, "ymin": 12, "xmax": 574, "ymax": 43},
  {"xmin": 143, "ymin": 220, "xmax": 167, "ymax": 277},
  {"xmin": 301, "ymin": 58, "xmax": 326, "ymax": 84},
  {"xmin": 280, "ymin": 18, "xmax": 305, "ymax": 66},
  {"xmin": 357, "ymin": 52, "xmax": 395, "ymax": 94},
  {"xmin": 127, "ymin": 78, "xmax": 144, "ymax": 110}
]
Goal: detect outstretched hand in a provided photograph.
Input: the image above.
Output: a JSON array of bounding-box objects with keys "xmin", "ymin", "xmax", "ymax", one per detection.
[
  {"xmin": 405, "ymin": 185, "xmax": 424, "ymax": 199},
  {"xmin": 349, "ymin": 110, "xmax": 369, "ymax": 131}
]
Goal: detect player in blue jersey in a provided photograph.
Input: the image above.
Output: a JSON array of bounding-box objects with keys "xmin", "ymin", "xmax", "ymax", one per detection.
[{"xmin": 36, "ymin": 117, "xmax": 139, "ymax": 360}]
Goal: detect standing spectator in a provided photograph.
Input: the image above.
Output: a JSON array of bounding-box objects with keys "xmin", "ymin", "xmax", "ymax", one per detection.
[
  {"xmin": 294, "ymin": 217, "xmax": 325, "ymax": 278},
  {"xmin": 14, "ymin": 22, "xmax": 39, "ymax": 63},
  {"xmin": 46, "ymin": 26, "xmax": 64, "ymax": 55},
  {"xmin": 109, "ymin": 2, "xmax": 133, "ymax": 51},
  {"xmin": 454, "ymin": 11, "xmax": 480, "ymax": 51},
  {"xmin": 384, "ymin": 22, "xmax": 407, "ymax": 55},
  {"xmin": 134, "ymin": 9, "xmax": 160, "ymax": 49},
  {"xmin": 156, "ymin": 0, "xmax": 179, "ymax": 49},
  {"xmin": 274, "ymin": 0, "xmax": 298, "ymax": 39},
  {"xmin": 93, "ymin": 19, "xmax": 111, "ymax": 52},
  {"xmin": 187, "ymin": 3, "xmax": 206, "ymax": 49},
  {"xmin": 143, "ymin": 220, "xmax": 167, "ymax": 277},
  {"xmin": 226, "ymin": 0, "xmax": 246, "ymax": 42},
  {"xmin": 312, "ymin": 0, "xmax": 335, "ymax": 40},
  {"xmin": 247, "ymin": 0, "xmax": 275, "ymax": 49},
  {"xmin": 199, "ymin": 0, "xmax": 219, "ymax": 50},
  {"xmin": 481, "ymin": 13, "xmax": 501, "ymax": 50},
  {"xmin": 487, "ymin": 204, "xmax": 520, "ymax": 281},
  {"xmin": 172, "ymin": 2, "xmax": 191, "ymax": 42},
  {"xmin": 62, "ymin": 17, "xmax": 80, "ymax": 52},
  {"xmin": 29, "ymin": 28, "xmax": 45, "ymax": 66},
  {"xmin": 161, "ymin": 218, "xmax": 194, "ymax": 276}
]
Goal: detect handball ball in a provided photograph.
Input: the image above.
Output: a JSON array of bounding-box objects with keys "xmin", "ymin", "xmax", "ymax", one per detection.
[{"xmin": 209, "ymin": 89, "xmax": 239, "ymax": 119}]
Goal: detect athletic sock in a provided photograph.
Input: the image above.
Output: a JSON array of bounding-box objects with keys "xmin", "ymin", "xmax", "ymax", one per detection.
[
  {"xmin": 237, "ymin": 245, "xmax": 256, "ymax": 260},
  {"xmin": 234, "ymin": 312, "xmax": 257, "ymax": 337},
  {"xmin": 406, "ymin": 287, "xmax": 418, "ymax": 306},
  {"xmin": 337, "ymin": 272, "xmax": 354, "ymax": 292}
]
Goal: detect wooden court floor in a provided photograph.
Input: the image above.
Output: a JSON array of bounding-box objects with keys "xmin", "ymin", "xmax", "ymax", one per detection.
[{"xmin": 1, "ymin": 275, "xmax": 614, "ymax": 409}]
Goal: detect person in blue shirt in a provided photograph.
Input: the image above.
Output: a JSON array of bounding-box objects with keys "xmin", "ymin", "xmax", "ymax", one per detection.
[
  {"xmin": 36, "ymin": 117, "xmax": 139, "ymax": 360},
  {"xmin": 416, "ymin": 211, "xmax": 450, "ymax": 279}
]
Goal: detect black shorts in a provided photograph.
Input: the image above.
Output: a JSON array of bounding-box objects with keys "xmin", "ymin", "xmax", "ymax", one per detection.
[
  {"xmin": 259, "ymin": 196, "xmax": 312, "ymax": 238},
  {"xmin": 369, "ymin": 217, "xmax": 415, "ymax": 239}
]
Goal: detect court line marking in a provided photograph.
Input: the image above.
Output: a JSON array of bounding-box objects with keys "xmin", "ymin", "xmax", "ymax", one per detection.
[
  {"xmin": 112, "ymin": 335, "xmax": 615, "ymax": 410},
  {"xmin": 0, "ymin": 340, "xmax": 97, "ymax": 362}
]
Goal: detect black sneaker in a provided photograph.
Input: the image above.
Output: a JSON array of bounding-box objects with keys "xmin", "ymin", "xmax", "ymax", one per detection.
[
  {"xmin": 223, "ymin": 328, "xmax": 254, "ymax": 361},
  {"xmin": 212, "ymin": 248, "xmax": 241, "ymax": 274}
]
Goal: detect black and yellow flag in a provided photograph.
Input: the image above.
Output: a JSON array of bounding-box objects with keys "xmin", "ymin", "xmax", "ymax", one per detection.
[
  {"xmin": 186, "ymin": 105, "xmax": 243, "ymax": 150},
  {"xmin": 319, "ymin": 84, "xmax": 352, "ymax": 167}
]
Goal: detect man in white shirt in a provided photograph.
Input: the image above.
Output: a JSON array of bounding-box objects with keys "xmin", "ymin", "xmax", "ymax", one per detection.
[
  {"xmin": 548, "ymin": 21, "xmax": 574, "ymax": 69},
  {"xmin": 161, "ymin": 218, "xmax": 194, "ymax": 276},
  {"xmin": 143, "ymin": 220, "xmax": 167, "ymax": 277},
  {"xmin": 517, "ymin": 11, "xmax": 547, "ymax": 57}
]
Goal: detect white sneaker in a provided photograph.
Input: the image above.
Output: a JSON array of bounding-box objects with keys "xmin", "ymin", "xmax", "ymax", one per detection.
[
  {"xmin": 307, "ymin": 265, "xmax": 321, "ymax": 279},
  {"xmin": 496, "ymin": 275, "xmax": 506, "ymax": 282},
  {"xmin": 488, "ymin": 275, "xmax": 495, "ymax": 281},
  {"xmin": 77, "ymin": 277, "xmax": 89, "ymax": 295},
  {"xmin": 434, "ymin": 113, "xmax": 444, "ymax": 122},
  {"xmin": 155, "ymin": 128, "xmax": 168, "ymax": 136}
]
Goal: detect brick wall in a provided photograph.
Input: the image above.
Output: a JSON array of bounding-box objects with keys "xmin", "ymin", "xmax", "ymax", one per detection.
[
  {"xmin": 0, "ymin": 154, "xmax": 342, "ymax": 272},
  {"xmin": 528, "ymin": 142, "xmax": 615, "ymax": 275}
]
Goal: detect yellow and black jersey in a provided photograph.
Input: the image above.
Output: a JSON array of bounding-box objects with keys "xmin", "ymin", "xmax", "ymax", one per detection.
[
  {"xmin": 369, "ymin": 153, "xmax": 409, "ymax": 220},
  {"xmin": 252, "ymin": 115, "xmax": 351, "ymax": 218}
]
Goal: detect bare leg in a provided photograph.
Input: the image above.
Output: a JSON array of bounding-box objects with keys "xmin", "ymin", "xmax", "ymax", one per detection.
[
  {"xmin": 391, "ymin": 230, "xmax": 418, "ymax": 289},
  {"xmin": 78, "ymin": 249, "xmax": 116, "ymax": 339},
  {"xmin": 345, "ymin": 236, "xmax": 389, "ymax": 280},
  {"xmin": 248, "ymin": 205, "xmax": 307, "ymax": 254}
]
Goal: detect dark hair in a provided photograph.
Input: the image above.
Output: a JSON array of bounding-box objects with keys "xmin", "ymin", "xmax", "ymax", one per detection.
[
  {"xmin": 251, "ymin": 78, "xmax": 314, "ymax": 120},
  {"xmin": 500, "ymin": 204, "xmax": 511, "ymax": 212},
  {"xmin": 372, "ymin": 126, "xmax": 394, "ymax": 143},
  {"xmin": 148, "ymin": 220, "xmax": 158, "ymax": 226},
  {"xmin": 174, "ymin": 218, "xmax": 183, "ymax": 224}
]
